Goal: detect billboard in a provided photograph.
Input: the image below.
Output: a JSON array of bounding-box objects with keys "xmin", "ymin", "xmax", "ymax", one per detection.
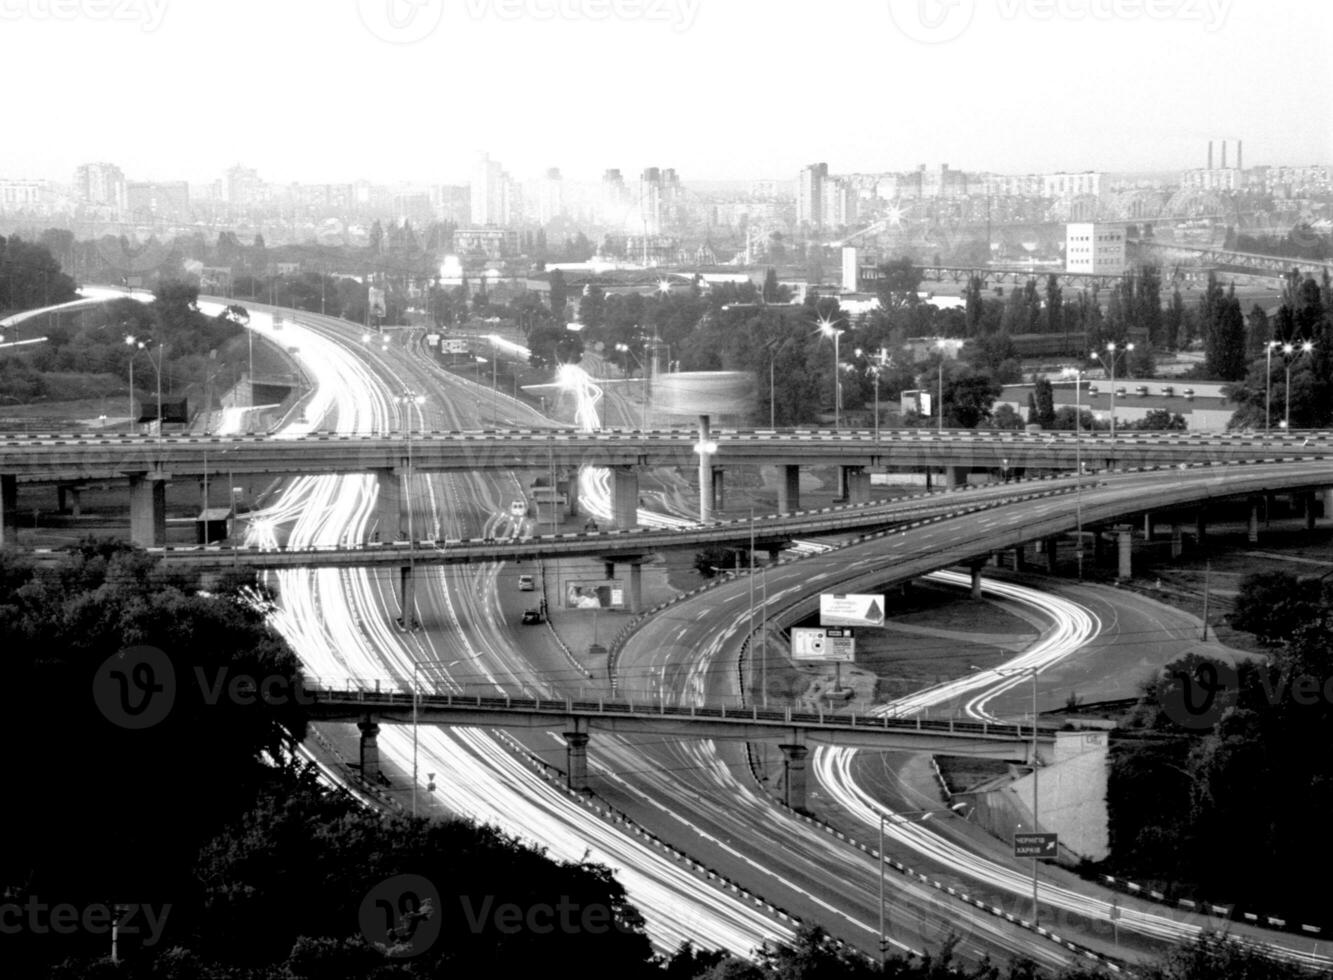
[
  {"xmin": 564, "ymin": 581, "xmax": 624, "ymax": 610},
  {"xmin": 791, "ymin": 627, "xmax": 855, "ymax": 662},
  {"xmin": 820, "ymin": 593, "xmax": 885, "ymax": 627},
  {"xmin": 442, "ymin": 338, "xmax": 468, "ymax": 354}
]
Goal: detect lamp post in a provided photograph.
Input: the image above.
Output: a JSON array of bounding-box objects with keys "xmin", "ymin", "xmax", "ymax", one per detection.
[
  {"xmin": 615, "ymin": 341, "xmax": 649, "ymax": 431},
  {"xmin": 817, "ymin": 316, "xmax": 843, "ymax": 429},
  {"xmin": 411, "ymin": 657, "xmax": 462, "ymax": 818},
  {"xmin": 877, "ymin": 804, "xmax": 969, "ymax": 964},
  {"xmin": 397, "ymin": 389, "xmax": 425, "ymax": 629},
  {"xmin": 124, "ymin": 334, "xmax": 144, "ymax": 429},
  {"xmin": 934, "ymin": 338, "xmax": 955, "ymax": 433},
  {"xmin": 1282, "ymin": 341, "xmax": 1315, "ymax": 431},
  {"xmin": 1264, "ymin": 340, "xmax": 1281, "ymax": 437},
  {"xmin": 1062, "ymin": 367, "xmax": 1086, "ymax": 580},
  {"xmin": 970, "ymin": 664, "xmax": 1041, "ymax": 920},
  {"xmin": 1093, "ymin": 341, "xmax": 1133, "ymax": 441},
  {"xmin": 856, "ymin": 347, "xmax": 892, "ymax": 441}
]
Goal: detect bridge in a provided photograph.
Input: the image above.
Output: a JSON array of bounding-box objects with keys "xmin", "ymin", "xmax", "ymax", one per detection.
[
  {"xmin": 303, "ymin": 685, "xmax": 1064, "ymax": 808},
  {"xmin": 1132, "ymin": 240, "xmax": 1333, "ymax": 279}
]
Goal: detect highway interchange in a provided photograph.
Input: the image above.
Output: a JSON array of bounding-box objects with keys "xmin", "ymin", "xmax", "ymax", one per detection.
[{"xmin": 9, "ymin": 289, "xmax": 1333, "ymax": 972}]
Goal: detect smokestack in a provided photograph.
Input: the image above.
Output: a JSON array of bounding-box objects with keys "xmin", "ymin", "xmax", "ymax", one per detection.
[
  {"xmin": 1208, "ymin": 140, "xmax": 1213, "ymax": 170},
  {"xmin": 1237, "ymin": 140, "xmax": 1243, "ymax": 170},
  {"xmin": 1221, "ymin": 140, "xmax": 1227, "ymax": 169}
]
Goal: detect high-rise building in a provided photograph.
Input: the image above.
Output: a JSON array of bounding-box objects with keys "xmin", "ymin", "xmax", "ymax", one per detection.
[
  {"xmin": 538, "ymin": 167, "xmax": 564, "ymax": 224},
  {"xmin": 75, "ymin": 162, "xmax": 126, "ymax": 213},
  {"xmin": 471, "ymin": 152, "xmax": 511, "ymax": 225},
  {"xmin": 821, "ymin": 177, "xmax": 857, "ymax": 229},
  {"xmin": 798, "ymin": 162, "xmax": 828, "ymax": 229},
  {"xmin": 126, "ymin": 181, "xmax": 190, "ymax": 222},
  {"xmin": 640, "ymin": 167, "xmax": 663, "ymax": 235},
  {"xmin": 222, "ymin": 164, "xmax": 263, "ymax": 208},
  {"xmin": 1065, "ymin": 223, "xmax": 1125, "ymax": 276}
]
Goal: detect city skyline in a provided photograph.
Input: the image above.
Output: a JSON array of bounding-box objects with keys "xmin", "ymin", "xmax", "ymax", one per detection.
[{"xmin": 1, "ymin": 0, "xmax": 1329, "ymax": 185}]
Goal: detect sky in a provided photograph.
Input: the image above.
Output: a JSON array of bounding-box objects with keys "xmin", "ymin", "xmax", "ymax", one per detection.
[{"xmin": 4, "ymin": 0, "xmax": 1330, "ymax": 186}]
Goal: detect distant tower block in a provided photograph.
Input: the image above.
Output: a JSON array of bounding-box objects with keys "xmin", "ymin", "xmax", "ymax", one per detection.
[
  {"xmin": 1221, "ymin": 140, "xmax": 1227, "ymax": 169},
  {"xmin": 1237, "ymin": 140, "xmax": 1243, "ymax": 170},
  {"xmin": 1208, "ymin": 140, "xmax": 1213, "ymax": 170}
]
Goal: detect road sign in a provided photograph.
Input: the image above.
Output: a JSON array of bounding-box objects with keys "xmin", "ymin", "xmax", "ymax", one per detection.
[
  {"xmin": 820, "ymin": 593, "xmax": 885, "ymax": 627},
  {"xmin": 791, "ymin": 627, "xmax": 855, "ymax": 662},
  {"xmin": 1013, "ymin": 833, "xmax": 1058, "ymax": 859}
]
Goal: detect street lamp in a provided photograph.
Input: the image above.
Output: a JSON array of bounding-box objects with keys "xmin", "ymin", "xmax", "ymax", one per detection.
[
  {"xmin": 412, "ymin": 657, "xmax": 462, "ymax": 817},
  {"xmin": 1264, "ymin": 340, "xmax": 1281, "ymax": 437},
  {"xmin": 972, "ymin": 663, "xmax": 1042, "ymax": 923},
  {"xmin": 1281, "ymin": 341, "xmax": 1315, "ymax": 431},
  {"xmin": 397, "ymin": 389, "xmax": 426, "ymax": 629},
  {"xmin": 124, "ymin": 334, "xmax": 144, "ymax": 429},
  {"xmin": 1092, "ymin": 341, "xmax": 1133, "ymax": 441},
  {"xmin": 856, "ymin": 347, "xmax": 892, "ymax": 441},
  {"xmin": 615, "ymin": 341, "xmax": 649, "ymax": 431},
  {"xmin": 934, "ymin": 338, "xmax": 958, "ymax": 433},
  {"xmin": 816, "ymin": 316, "xmax": 843, "ymax": 429},
  {"xmin": 877, "ymin": 804, "xmax": 969, "ymax": 963},
  {"xmin": 1061, "ymin": 366, "xmax": 1086, "ymax": 580}
]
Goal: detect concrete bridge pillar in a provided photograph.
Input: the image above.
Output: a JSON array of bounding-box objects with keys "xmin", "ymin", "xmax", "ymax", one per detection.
[
  {"xmin": 564, "ymin": 730, "xmax": 590, "ymax": 793},
  {"xmin": 844, "ymin": 467, "xmax": 870, "ymax": 504},
  {"xmin": 128, "ymin": 474, "xmax": 168, "ymax": 547},
  {"xmin": 697, "ymin": 414, "xmax": 713, "ymax": 524},
  {"xmin": 1, "ymin": 473, "xmax": 17, "ymax": 545},
  {"xmin": 948, "ymin": 466, "xmax": 969, "ymax": 488},
  {"xmin": 357, "ymin": 717, "xmax": 381, "ymax": 783},
  {"xmin": 398, "ymin": 564, "xmax": 418, "ymax": 630},
  {"xmin": 1324, "ymin": 488, "xmax": 1333, "ymax": 523},
  {"xmin": 1011, "ymin": 543, "xmax": 1025, "ymax": 572},
  {"xmin": 375, "ymin": 468, "xmax": 405, "ymax": 540},
  {"xmin": 1092, "ymin": 529, "xmax": 1106, "ymax": 564},
  {"xmin": 1303, "ymin": 493, "xmax": 1317, "ymax": 531},
  {"xmin": 627, "ymin": 561, "xmax": 643, "ymax": 614},
  {"xmin": 778, "ymin": 742, "xmax": 810, "ymax": 813},
  {"xmin": 711, "ymin": 467, "xmax": 725, "ymax": 514},
  {"xmin": 1171, "ymin": 524, "xmax": 1183, "ymax": 559},
  {"xmin": 1195, "ymin": 509, "xmax": 1207, "ymax": 546},
  {"xmin": 58, "ymin": 484, "xmax": 83, "ymax": 516},
  {"xmin": 777, "ymin": 465, "xmax": 801, "ymax": 514},
  {"xmin": 1143, "ymin": 513, "xmax": 1153, "ymax": 542},
  {"xmin": 611, "ymin": 466, "xmax": 638, "ymax": 530},
  {"xmin": 565, "ymin": 471, "xmax": 580, "ymax": 517},
  {"xmin": 970, "ymin": 560, "xmax": 985, "ymax": 599},
  {"xmin": 1248, "ymin": 498, "xmax": 1261, "ymax": 544},
  {"xmin": 1116, "ymin": 529, "xmax": 1133, "ymax": 581},
  {"xmin": 1044, "ymin": 537, "xmax": 1059, "ymax": 574}
]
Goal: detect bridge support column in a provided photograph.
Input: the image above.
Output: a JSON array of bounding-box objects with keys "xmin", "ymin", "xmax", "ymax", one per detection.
[
  {"xmin": 697, "ymin": 415, "xmax": 714, "ymax": 524},
  {"xmin": 611, "ymin": 466, "xmax": 638, "ymax": 530},
  {"xmin": 1143, "ymin": 513, "xmax": 1153, "ymax": 542},
  {"xmin": 1045, "ymin": 537, "xmax": 1059, "ymax": 574},
  {"xmin": 564, "ymin": 731, "xmax": 590, "ymax": 793},
  {"xmin": 1325, "ymin": 488, "xmax": 1333, "ymax": 523},
  {"xmin": 777, "ymin": 465, "xmax": 800, "ymax": 514},
  {"xmin": 970, "ymin": 560, "xmax": 985, "ymax": 599},
  {"xmin": 948, "ymin": 466, "xmax": 969, "ymax": 488},
  {"xmin": 565, "ymin": 471, "xmax": 580, "ymax": 517},
  {"xmin": 1011, "ymin": 543, "xmax": 1025, "ymax": 572},
  {"xmin": 843, "ymin": 467, "xmax": 870, "ymax": 504},
  {"xmin": 628, "ymin": 561, "xmax": 643, "ymax": 614},
  {"xmin": 1092, "ymin": 529, "xmax": 1106, "ymax": 563},
  {"xmin": 778, "ymin": 742, "xmax": 809, "ymax": 813},
  {"xmin": 1171, "ymin": 524, "xmax": 1183, "ymax": 559},
  {"xmin": 128, "ymin": 474, "xmax": 168, "ymax": 547},
  {"xmin": 1248, "ymin": 498, "xmax": 1260, "ymax": 544},
  {"xmin": 1195, "ymin": 509, "xmax": 1207, "ymax": 547},
  {"xmin": 357, "ymin": 717, "xmax": 381, "ymax": 784},
  {"xmin": 1, "ymin": 473, "xmax": 17, "ymax": 545},
  {"xmin": 711, "ymin": 467, "xmax": 725, "ymax": 514},
  {"xmin": 1116, "ymin": 530, "xmax": 1133, "ymax": 581},
  {"xmin": 1303, "ymin": 493, "xmax": 1317, "ymax": 531},
  {"xmin": 374, "ymin": 468, "xmax": 405, "ymax": 540},
  {"xmin": 58, "ymin": 484, "xmax": 84, "ymax": 516},
  {"xmin": 398, "ymin": 565, "xmax": 418, "ymax": 629}
]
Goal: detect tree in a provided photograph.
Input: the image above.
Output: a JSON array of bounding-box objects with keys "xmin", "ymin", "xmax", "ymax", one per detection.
[
  {"xmin": 579, "ymin": 284, "xmax": 606, "ymax": 331},
  {"xmin": 1045, "ymin": 274, "xmax": 1063, "ymax": 336},
  {"xmin": 874, "ymin": 257, "xmax": 921, "ymax": 313},
  {"xmin": 1164, "ymin": 286, "xmax": 1186, "ymax": 350},
  {"xmin": 1031, "ymin": 376, "xmax": 1056, "ymax": 428},
  {"xmin": 1205, "ymin": 289, "xmax": 1247, "ymax": 381},
  {"xmin": 944, "ymin": 369, "xmax": 1002, "ymax": 428},
  {"xmin": 548, "ymin": 268, "xmax": 568, "ymax": 319}
]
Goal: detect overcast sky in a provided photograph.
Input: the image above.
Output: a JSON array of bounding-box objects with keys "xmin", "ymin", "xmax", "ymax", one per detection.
[{"xmin": 5, "ymin": 0, "xmax": 1330, "ymax": 186}]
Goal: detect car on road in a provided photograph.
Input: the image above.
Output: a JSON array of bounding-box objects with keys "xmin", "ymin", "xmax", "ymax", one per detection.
[
  {"xmin": 520, "ymin": 608, "xmax": 543, "ymax": 624},
  {"xmin": 517, "ymin": 574, "xmax": 535, "ymax": 591}
]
